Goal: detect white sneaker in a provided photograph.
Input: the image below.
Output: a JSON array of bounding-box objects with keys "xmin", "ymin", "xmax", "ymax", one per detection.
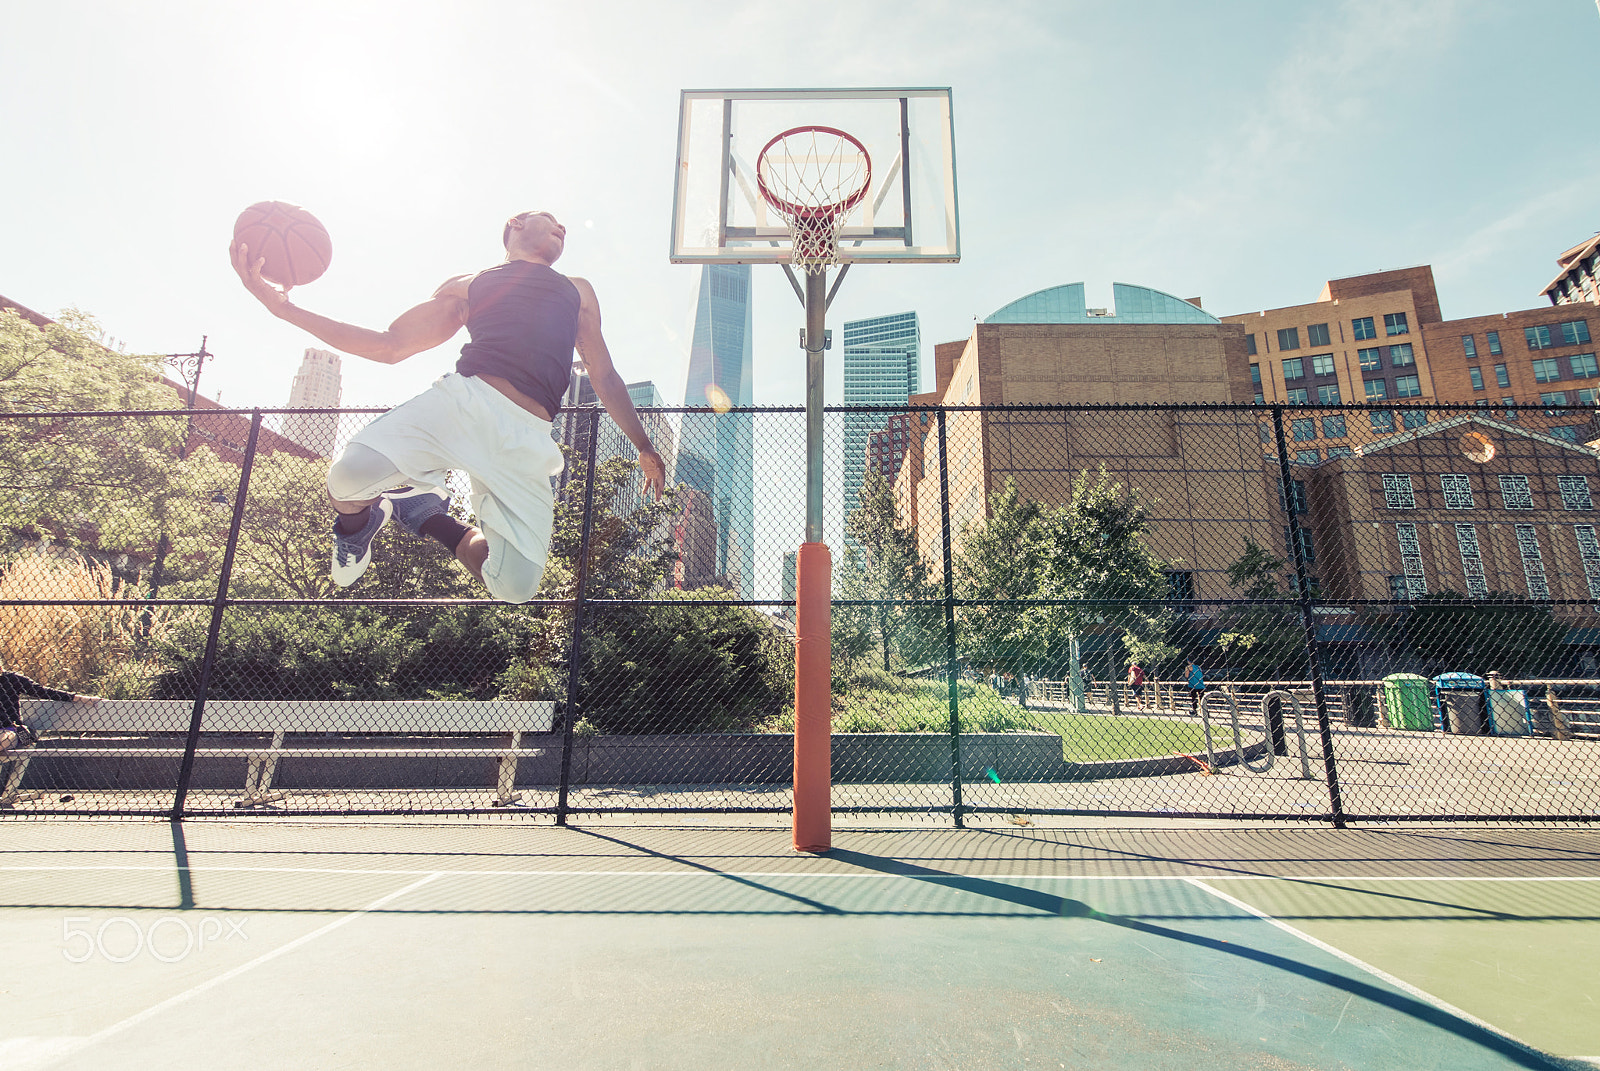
[{"xmin": 330, "ymin": 498, "xmax": 393, "ymax": 586}]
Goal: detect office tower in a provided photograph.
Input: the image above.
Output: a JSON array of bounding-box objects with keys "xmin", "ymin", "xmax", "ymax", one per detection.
[
  {"xmin": 842, "ymin": 311, "xmax": 921, "ymax": 527},
  {"xmin": 281, "ymin": 348, "xmax": 342, "ymax": 456},
  {"xmin": 679, "ymin": 263, "xmax": 754, "ymax": 596},
  {"xmin": 554, "ymin": 374, "xmax": 677, "ymax": 516}
]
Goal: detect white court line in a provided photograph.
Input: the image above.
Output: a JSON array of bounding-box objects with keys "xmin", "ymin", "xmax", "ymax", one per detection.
[
  {"xmin": 1182, "ymin": 876, "xmax": 1561, "ymax": 1069},
  {"xmin": 13, "ymin": 871, "xmax": 442, "ymax": 1071},
  {"xmin": 3, "ymin": 864, "xmax": 1600, "ymax": 881}
]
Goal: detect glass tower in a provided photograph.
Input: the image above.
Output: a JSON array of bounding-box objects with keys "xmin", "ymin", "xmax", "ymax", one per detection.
[
  {"xmin": 680, "ymin": 263, "xmax": 754, "ymax": 596},
  {"xmin": 842, "ymin": 311, "xmax": 921, "ymax": 526}
]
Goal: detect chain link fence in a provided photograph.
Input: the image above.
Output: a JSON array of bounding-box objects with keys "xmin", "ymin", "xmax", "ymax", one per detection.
[{"xmin": 2, "ymin": 400, "xmax": 1598, "ymax": 825}]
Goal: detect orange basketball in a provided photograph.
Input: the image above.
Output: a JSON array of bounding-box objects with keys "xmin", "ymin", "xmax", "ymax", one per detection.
[{"xmin": 232, "ymin": 201, "xmax": 333, "ymax": 287}]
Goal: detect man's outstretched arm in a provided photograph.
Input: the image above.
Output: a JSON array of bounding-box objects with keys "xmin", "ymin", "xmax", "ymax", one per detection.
[
  {"xmin": 570, "ymin": 276, "xmax": 666, "ymax": 500},
  {"xmin": 230, "ymin": 240, "xmax": 468, "ymax": 364}
]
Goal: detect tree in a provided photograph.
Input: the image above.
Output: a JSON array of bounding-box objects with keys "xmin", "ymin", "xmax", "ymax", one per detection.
[
  {"xmin": 1398, "ymin": 592, "xmax": 1567, "ymax": 679},
  {"xmin": 0, "ymin": 308, "xmax": 188, "ymax": 561},
  {"xmin": 1035, "ymin": 469, "xmax": 1173, "ymax": 708},
  {"xmin": 835, "ymin": 469, "xmax": 939, "ymax": 673},
  {"xmin": 1216, "ymin": 539, "xmax": 1306, "ymax": 679},
  {"xmin": 953, "ymin": 479, "xmax": 1052, "ymax": 684}
]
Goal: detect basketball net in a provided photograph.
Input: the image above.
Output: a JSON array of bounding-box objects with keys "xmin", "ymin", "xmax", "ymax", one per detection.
[{"xmin": 756, "ymin": 126, "xmax": 872, "ymax": 275}]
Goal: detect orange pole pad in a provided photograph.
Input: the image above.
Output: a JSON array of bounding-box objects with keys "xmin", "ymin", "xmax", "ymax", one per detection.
[{"xmin": 792, "ymin": 541, "xmax": 831, "ymax": 853}]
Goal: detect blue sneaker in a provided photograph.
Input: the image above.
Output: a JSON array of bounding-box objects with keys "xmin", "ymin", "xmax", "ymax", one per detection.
[
  {"xmin": 330, "ymin": 498, "xmax": 393, "ymax": 586},
  {"xmin": 384, "ymin": 485, "xmax": 451, "ymax": 537}
]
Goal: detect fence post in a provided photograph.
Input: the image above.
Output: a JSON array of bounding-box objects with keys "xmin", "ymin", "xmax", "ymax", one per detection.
[
  {"xmin": 1270, "ymin": 405, "xmax": 1346, "ymax": 828},
  {"xmin": 936, "ymin": 409, "xmax": 964, "ymax": 826},
  {"xmin": 171, "ymin": 411, "xmax": 261, "ymax": 819},
  {"xmin": 555, "ymin": 407, "xmax": 601, "ymax": 826}
]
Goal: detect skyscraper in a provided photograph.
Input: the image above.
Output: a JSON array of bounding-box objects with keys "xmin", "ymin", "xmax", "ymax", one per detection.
[
  {"xmin": 842, "ymin": 311, "xmax": 921, "ymax": 526},
  {"xmin": 281, "ymin": 348, "xmax": 342, "ymax": 457},
  {"xmin": 679, "ymin": 263, "xmax": 754, "ymax": 596},
  {"xmin": 554, "ymin": 374, "xmax": 677, "ymax": 516}
]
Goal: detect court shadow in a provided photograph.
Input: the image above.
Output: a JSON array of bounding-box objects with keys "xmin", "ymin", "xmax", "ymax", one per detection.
[{"xmin": 826, "ymin": 847, "xmax": 1565, "ymax": 1071}]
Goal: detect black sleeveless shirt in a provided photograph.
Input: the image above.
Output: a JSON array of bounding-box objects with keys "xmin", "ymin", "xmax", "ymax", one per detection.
[{"xmin": 456, "ymin": 260, "xmax": 581, "ymax": 416}]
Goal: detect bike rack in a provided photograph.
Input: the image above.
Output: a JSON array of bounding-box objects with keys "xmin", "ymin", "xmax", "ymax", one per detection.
[{"xmin": 1197, "ymin": 690, "xmax": 1313, "ymax": 778}]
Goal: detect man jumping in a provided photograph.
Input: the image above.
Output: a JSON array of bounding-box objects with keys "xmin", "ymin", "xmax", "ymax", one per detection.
[{"xmin": 231, "ymin": 210, "xmax": 665, "ymax": 603}]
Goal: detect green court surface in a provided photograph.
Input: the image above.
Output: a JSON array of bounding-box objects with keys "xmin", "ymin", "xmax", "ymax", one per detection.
[{"xmin": 0, "ymin": 822, "xmax": 1595, "ymax": 1070}]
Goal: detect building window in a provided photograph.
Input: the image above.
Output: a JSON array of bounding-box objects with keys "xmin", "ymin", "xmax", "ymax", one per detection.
[
  {"xmin": 1292, "ymin": 418, "xmax": 1316, "ymax": 441},
  {"xmin": 1311, "ymin": 353, "xmax": 1335, "ymax": 376},
  {"xmin": 1327, "ymin": 445, "xmax": 1353, "ymax": 459},
  {"xmin": 1282, "ymin": 357, "xmax": 1304, "ymax": 380},
  {"xmin": 1462, "ymin": 335, "xmax": 1478, "ymax": 359},
  {"xmin": 1552, "ymin": 426, "xmax": 1580, "ymax": 443},
  {"xmin": 1295, "ymin": 449, "xmax": 1321, "ymax": 465},
  {"xmin": 1581, "ymin": 388, "xmax": 1600, "ymax": 405},
  {"xmin": 1277, "ymin": 327, "xmax": 1300, "ymax": 351},
  {"xmin": 1541, "ymin": 391, "xmax": 1568, "ymax": 413},
  {"xmin": 1258, "ymin": 423, "xmax": 1273, "ymax": 444},
  {"xmin": 1572, "ymin": 353, "xmax": 1599, "ymax": 378},
  {"xmin": 1402, "ymin": 409, "xmax": 1429, "ymax": 429},
  {"xmin": 1389, "ymin": 343, "xmax": 1416, "ymax": 368},
  {"xmin": 1285, "ymin": 387, "xmax": 1309, "ymax": 404},
  {"xmin": 1533, "ymin": 358, "xmax": 1562, "ymax": 383},
  {"xmin": 1245, "ymin": 333, "xmax": 1257, "ymax": 356},
  {"xmin": 1576, "ymin": 526, "xmax": 1600, "ymax": 600},
  {"xmin": 1562, "ymin": 320, "xmax": 1592, "ymax": 346},
  {"xmin": 1166, "ymin": 570, "xmax": 1196, "ymax": 602},
  {"xmin": 1364, "ymin": 379, "xmax": 1388, "ymax": 401},
  {"xmin": 1353, "ymin": 316, "xmax": 1376, "ymax": 341},
  {"xmin": 1322, "ymin": 414, "xmax": 1346, "ymax": 438},
  {"xmin": 1317, "ymin": 384, "xmax": 1341, "ymax": 405},
  {"xmin": 1358, "ymin": 347, "xmax": 1382, "ymax": 371},
  {"xmin": 1395, "ymin": 374, "xmax": 1422, "ymax": 398},
  {"xmin": 1441, "ymin": 474, "xmax": 1475, "ymax": 509},
  {"xmin": 1285, "ymin": 525, "xmax": 1315, "ymax": 563},
  {"xmin": 1385, "ymin": 312, "xmax": 1409, "ymax": 336},
  {"xmin": 1501, "ymin": 397, "xmax": 1520, "ymax": 420},
  {"xmin": 1514, "ymin": 524, "xmax": 1549, "ymax": 599},
  {"xmin": 1559, "ymin": 476, "xmax": 1593, "ymax": 510},
  {"xmin": 1396, "ymin": 523, "xmax": 1427, "ymax": 597},
  {"xmin": 1389, "ymin": 576, "xmax": 1413, "ymax": 600},
  {"xmin": 1469, "ymin": 367, "xmax": 1485, "ymax": 391},
  {"xmin": 1279, "ymin": 477, "xmax": 1308, "ymax": 514},
  {"xmin": 1494, "ymin": 363, "xmax": 1511, "ymax": 388},
  {"xmin": 1487, "ymin": 330, "xmax": 1502, "ymax": 356},
  {"xmin": 1371, "ymin": 409, "xmax": 1395, "ymax": 432},
  {"xmin": 1499, "ymin": 474, "xmax": 1534, "ymax": 510},
  {"xmin": 1250, "ymin": 362, "xmax": 1263, "ymax": 404},
  {"xmin": 1382, "ymin": 473, "xmax": 1416, "ymax": 509},
  {"xmin": 1455, "ymin": 524, "xmax": 1489, "ymax": 599},
  {"xmin": 1526, "ymin": 325, "xmax": 1554, "ymax": 351}
]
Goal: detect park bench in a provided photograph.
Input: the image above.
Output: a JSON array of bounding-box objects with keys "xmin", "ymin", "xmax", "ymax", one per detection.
[{"xmin": 2, "ymin": 698, "xmax": 555, "ymax": 808}]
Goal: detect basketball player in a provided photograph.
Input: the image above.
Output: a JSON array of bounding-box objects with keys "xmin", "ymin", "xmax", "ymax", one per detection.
[{"xmin": 230, "ymin": 211, "xmax": 665, "ymax": 604}]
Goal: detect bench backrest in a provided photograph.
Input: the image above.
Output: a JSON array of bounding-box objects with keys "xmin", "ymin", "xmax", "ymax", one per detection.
[{"xmin": 22, "ymin": 699, "xmax": 555, "ymax": 735}]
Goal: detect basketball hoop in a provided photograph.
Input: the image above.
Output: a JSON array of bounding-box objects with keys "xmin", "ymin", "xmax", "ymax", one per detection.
[{"xmin": 756, "ymin": 126, "xmax": 872, "ymax": 274}]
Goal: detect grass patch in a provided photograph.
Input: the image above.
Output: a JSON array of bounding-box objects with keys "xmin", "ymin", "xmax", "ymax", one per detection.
[
  {"xmin": 762, "ymin": 679, "xmax": 1034, "ymax": 734},
  {"xmin": 1030, "ymin": 711, "xmax": 1218, "ymax": 762}
]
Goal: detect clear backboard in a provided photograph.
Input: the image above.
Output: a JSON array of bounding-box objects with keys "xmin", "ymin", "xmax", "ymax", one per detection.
[{"xmin": 670, "ymin": 88, "xmax": 959, "ymax": 266}]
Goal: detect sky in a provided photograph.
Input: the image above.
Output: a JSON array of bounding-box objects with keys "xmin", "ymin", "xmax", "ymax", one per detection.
[{"xmin": 3, "ymin": 0, "xmax": 1598, "ymax": 416}]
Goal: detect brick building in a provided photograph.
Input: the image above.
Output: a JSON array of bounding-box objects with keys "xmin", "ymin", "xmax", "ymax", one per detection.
[
  {"xmin": 1223, "ymin": 266, "xmax": 1599, "ymax": 456},
  {"xmin": 1543, "ymin": 233, "xmax": 1600, "ymax": 309},
  {"xmin": 895, "ymin": 283, "xmax": 1278, "ymax": 603}
]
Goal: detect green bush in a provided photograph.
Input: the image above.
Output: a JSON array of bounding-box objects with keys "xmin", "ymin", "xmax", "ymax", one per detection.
[
  {"xmin": 763, "ymin": 679, "xmax": 1032, "ymax": 734},
  {"xmin": 575, "ymin": 594, "xmax": 794, "ymax": 734}
]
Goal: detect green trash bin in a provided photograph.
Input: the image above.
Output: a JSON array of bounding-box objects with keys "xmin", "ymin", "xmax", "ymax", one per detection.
[{"xmin": 1381, "ymin": 673, "xmax": 1434, "ymax": 730}]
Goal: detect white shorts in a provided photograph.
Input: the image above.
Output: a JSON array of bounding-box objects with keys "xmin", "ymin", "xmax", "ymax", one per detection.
[{"xmin": 340, "ymin": 373, "xmax": 565, "ymax": 595}]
